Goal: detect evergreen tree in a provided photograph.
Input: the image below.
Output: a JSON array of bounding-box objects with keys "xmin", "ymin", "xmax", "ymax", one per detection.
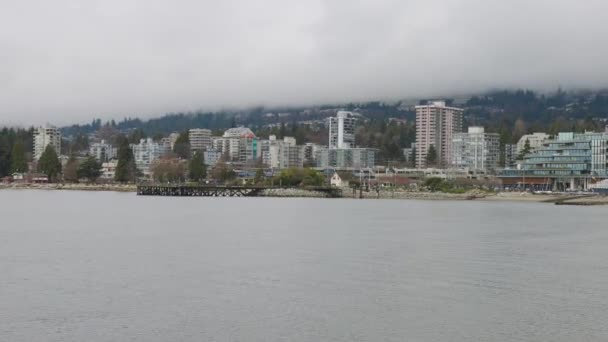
[
  {"xmin": 254, "ymin": 168, "xmax": 264, "ymax": 184},
  {"xmin": 518, "ymin": 139, "xmax": 531, "ymax": 160},
  {"xmin": 37, "ymin": 145, "xmax": 61, "ymax": 181},
  {"xmin": 63, "ymin": 156, "xmax": 79, "ymax": 183},
  {"xmin": 114, "ymin": 137, "xmax": 137, "ymax": 183},
  {"xmin": 77, "ymin": 156, "xmax": 102, "ymax": 183},
  {"xmin": 0, "ymin": 135, "xmax": 10, "ymax": 177},
  {"xmin": 426, "ymin": 145, "xmax": 438, "ymax": 167},
  {"xmin": 10, "ymin": 141, "xmax": 28, "ymax": 173},
  {"xmin": 128, "ymin": 128, "xmax": 147, "ymax": 144},
  {"xmin": 189, "ymin": 152, "xmax": 206, "ymax": 182},
  {"xmin": 173, "ymin": 132, "xmax": 191, "ymax": 160}
]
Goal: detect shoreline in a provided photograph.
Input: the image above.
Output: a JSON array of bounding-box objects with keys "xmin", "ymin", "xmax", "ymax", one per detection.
[
  {"xmin": 0, "ymin": 183, "xmax": 137, "ymax": 192},
  {"xmin": 2, "ymin": 184, "xmax": 607, "ymax": 205}
]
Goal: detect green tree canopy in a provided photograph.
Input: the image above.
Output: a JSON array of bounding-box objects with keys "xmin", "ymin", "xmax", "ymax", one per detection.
[
  {"xmin": 151, "ymin": 158, "xmax": 186, "ymax": 183},
  {"xmin": 189, "ymin": 152, "xmax": 207, "ymax": 182},
  {"xmin": 274, "ymin": 168, "xmax": 324, "ymax": 187},
  {"xmin": 253, "ymin": 168, "xmax": 265, "ymax": 184},
  {"xmin": 10, "ymin": 141, "xmax": 28, "ymax": 173},
  {"xmin": 63, "ymin": 156, "xmax": 79, "ymax": 183},
  {"xmin": 37, "ymin": 145, "xmax": 61, "ymax": 182},
  {"xmin": 77, "ymin": 156, "xmax": 102, "ymax": 183},
  {"xmin": 114, "ymin": 136, "xmax": 137, "ymax": 183},
  {"xmin": 211, "ymin": 160, "xmax": 235, "ymax": 183},
  {"xmin": 173, "ymin": 132, "xmax": 191, "ymax": 160}
]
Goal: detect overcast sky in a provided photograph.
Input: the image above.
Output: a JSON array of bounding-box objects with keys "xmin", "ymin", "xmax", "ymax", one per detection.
[{"xmin": 2, "ymin": 0, "xmax": 608, "ymax": 126}]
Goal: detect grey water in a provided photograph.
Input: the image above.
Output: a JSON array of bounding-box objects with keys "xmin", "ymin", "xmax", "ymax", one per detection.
[{"xmin": 1, "ymin": 190, "xmax": 608, "ymax": 341}]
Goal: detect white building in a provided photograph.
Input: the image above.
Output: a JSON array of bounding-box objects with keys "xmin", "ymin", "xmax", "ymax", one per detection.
[
  {"xmin": 203, "ymin": 149, "xmax": 222, "ymax": 167},
  {"xmin": 189, "ymin": 129, "xmax": 212, "ymax": 153},
  {"xmin": 33, "ymin": 125, "xmax": 61, "ymax": 160},
  {"xmin": 315, "ymin": 148, "xmax": 377, "ymax": 169},
  {"xmin": 402, "ymin": 148, "xmax": 413, "ymax": 163},
  {"xmin": 329, "ymin": 111, "xmax": 356, "ymax": 149},
  {"xmin": 516, "ymin": 133, "xmax": 549, "ymax": 155},
  {"xmin": 131, "ymin": 138, "xmax": 169, "ymax": 175},
  {"xmin": 212, "ymin": 127, "xmax": 258, "ymax": 162},
  {"xmin": 267, "ymin": 135, "xmax": 303, "ymax": 169},
  {"xmin": 415, "ymin": 101, "xmax": 464, "ymax": 168},
  {"xmin": 89, "ymin": 140, "xmax": 117, "ymax": 162},
  {"xmin": 168, "ymin": 132, "xmax": 180, "ymax": 150},
  {"xmin": 451, "ymin": 127, "xmax": 500, "ymax": 172},
  {"xmin": 330, "ymin": 172, "xmax": 346, "ymax": 187},
  {"xmin": 101, "ymin": 160, "xmax": 118, "ymax": 180}
]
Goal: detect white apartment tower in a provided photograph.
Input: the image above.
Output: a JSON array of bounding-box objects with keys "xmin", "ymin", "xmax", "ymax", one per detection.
[
  {"xmin": 329, "ymin": 111, "xmax": 355, "ymax": 149},
  {"xmin": 415, "ymin": 101, "xmax": 463, "ymax": 168},
  {"xmin": 33, "ymin": 125, "xmax": 61, "ymax": 160},
  {"xmin": 451, "ymin": 127, "xmax": 500, "ymax": 172},
  {"xmin": 189, "ymin": 129, "xmax": 212, "ymax": 153}
]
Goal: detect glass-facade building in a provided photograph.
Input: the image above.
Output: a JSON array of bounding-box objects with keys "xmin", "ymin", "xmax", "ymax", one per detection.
[{"xmin": 501, "ymin": 132, "xmax": 608, "ymax": 190}]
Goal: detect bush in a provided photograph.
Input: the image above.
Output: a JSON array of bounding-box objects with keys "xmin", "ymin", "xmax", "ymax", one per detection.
[{"xmin": 274, "ymin": 168, "xmax": 324, "ymax": 187}]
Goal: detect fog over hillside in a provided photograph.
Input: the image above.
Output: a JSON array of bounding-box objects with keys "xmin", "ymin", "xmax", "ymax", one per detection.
[{"xmin": 2, "ymin": 0, "xmax": 608, "ymax": 125}]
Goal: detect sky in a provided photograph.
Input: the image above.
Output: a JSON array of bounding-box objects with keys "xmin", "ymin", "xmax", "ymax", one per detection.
[{"xmin": 2, "ymin": 0, "xmax": 608, "ymax": 126}]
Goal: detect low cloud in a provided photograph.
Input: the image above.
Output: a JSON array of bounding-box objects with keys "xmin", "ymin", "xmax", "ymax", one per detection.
[{"xmin": 2, "ymin": 0, "xmax": 608, "ymax": 125}]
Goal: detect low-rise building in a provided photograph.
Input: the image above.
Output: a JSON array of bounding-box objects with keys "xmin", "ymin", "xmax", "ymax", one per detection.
[
  {"xmin": 516, "ymin": 133, "xmax": 549, "ymax": 155},
  {"xmin": 500, "ymin": 131, "xmax": 608, "ymax": 191},
  {"xmin": 131, "ymin": 138, "xmax": 169, "ymax": 175},
  {"xmin": 315, "ymin": 148, "xmax": 377, "ymax": 169},
  {"xmin": 89, "ymin": 140, "xmax": 117, "ymax": 162},
  {"xmin": 203, "ymin": 149, "xmax": 222, "ymax": 167},
  {"xmin": 101, "ymin": 161, "xmax": 118, "ymax": 180}
]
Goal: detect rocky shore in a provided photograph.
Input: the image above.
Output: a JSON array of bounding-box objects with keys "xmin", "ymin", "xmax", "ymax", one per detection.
[
  {"xmin": 259, "ymin": 188, "xmax": 330, "ymax": 198},
  {"xmin": 0, "ymin": 183, "xmax": 137, "ymax": 192},
  {"xmin": 3, "ymin": 183, "xmax": 607, "ymax": 204}
]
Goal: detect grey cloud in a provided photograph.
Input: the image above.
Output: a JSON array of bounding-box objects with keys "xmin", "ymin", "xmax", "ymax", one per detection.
[{"xmin": 1, "ymin": 0, "xmax": 608, "ymax": 125}]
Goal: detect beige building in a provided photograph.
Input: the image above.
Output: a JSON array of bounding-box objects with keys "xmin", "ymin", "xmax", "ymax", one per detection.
[
  {"xmin": 189, "ymin": 129, "xmax": 212, "ymax": 153},
  {"xmin": 516, "ymin": 133, "xmax": 549, "ymax": 155},
  {"xmin": 415, "ymin": 101, "xmax": 463, "ymax": 168}
]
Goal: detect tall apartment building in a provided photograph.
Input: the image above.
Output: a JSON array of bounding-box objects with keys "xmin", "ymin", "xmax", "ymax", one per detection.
[
  {"xmin": 415, "ymin": 101, "xmax": 463, "ymax": 168},
  {"xmin": 329, "ymin": 111, "xmax": 355, "ymax": 149},
  {"xmin": 451, "ymin": 127, "xmax": 500, "ymax": 172},
  {"xmin": 303, "ymin": 143, "xmax": 323, "ymax": 166},
  {"xmin": 33, "ymin": 125, "xmax": 62, "ymax": 160},
  {"xmin": 504, "ymin": 144, "xmax": 518, "ymax": 168},
  {"xmin": 189, "ymin": 129, "xmax": 212, "ymax": 153}
]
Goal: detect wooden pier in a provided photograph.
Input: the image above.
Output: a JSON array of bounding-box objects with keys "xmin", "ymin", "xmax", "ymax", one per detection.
[{"xmin": 136, "ymin": 184, "xmax": 342, "ymax": 198}]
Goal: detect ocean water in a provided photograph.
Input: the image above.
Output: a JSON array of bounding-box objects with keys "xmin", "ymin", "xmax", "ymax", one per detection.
[{"xmin": 1, "ymin": 190, "xmax": 608, "ymax": 341}]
